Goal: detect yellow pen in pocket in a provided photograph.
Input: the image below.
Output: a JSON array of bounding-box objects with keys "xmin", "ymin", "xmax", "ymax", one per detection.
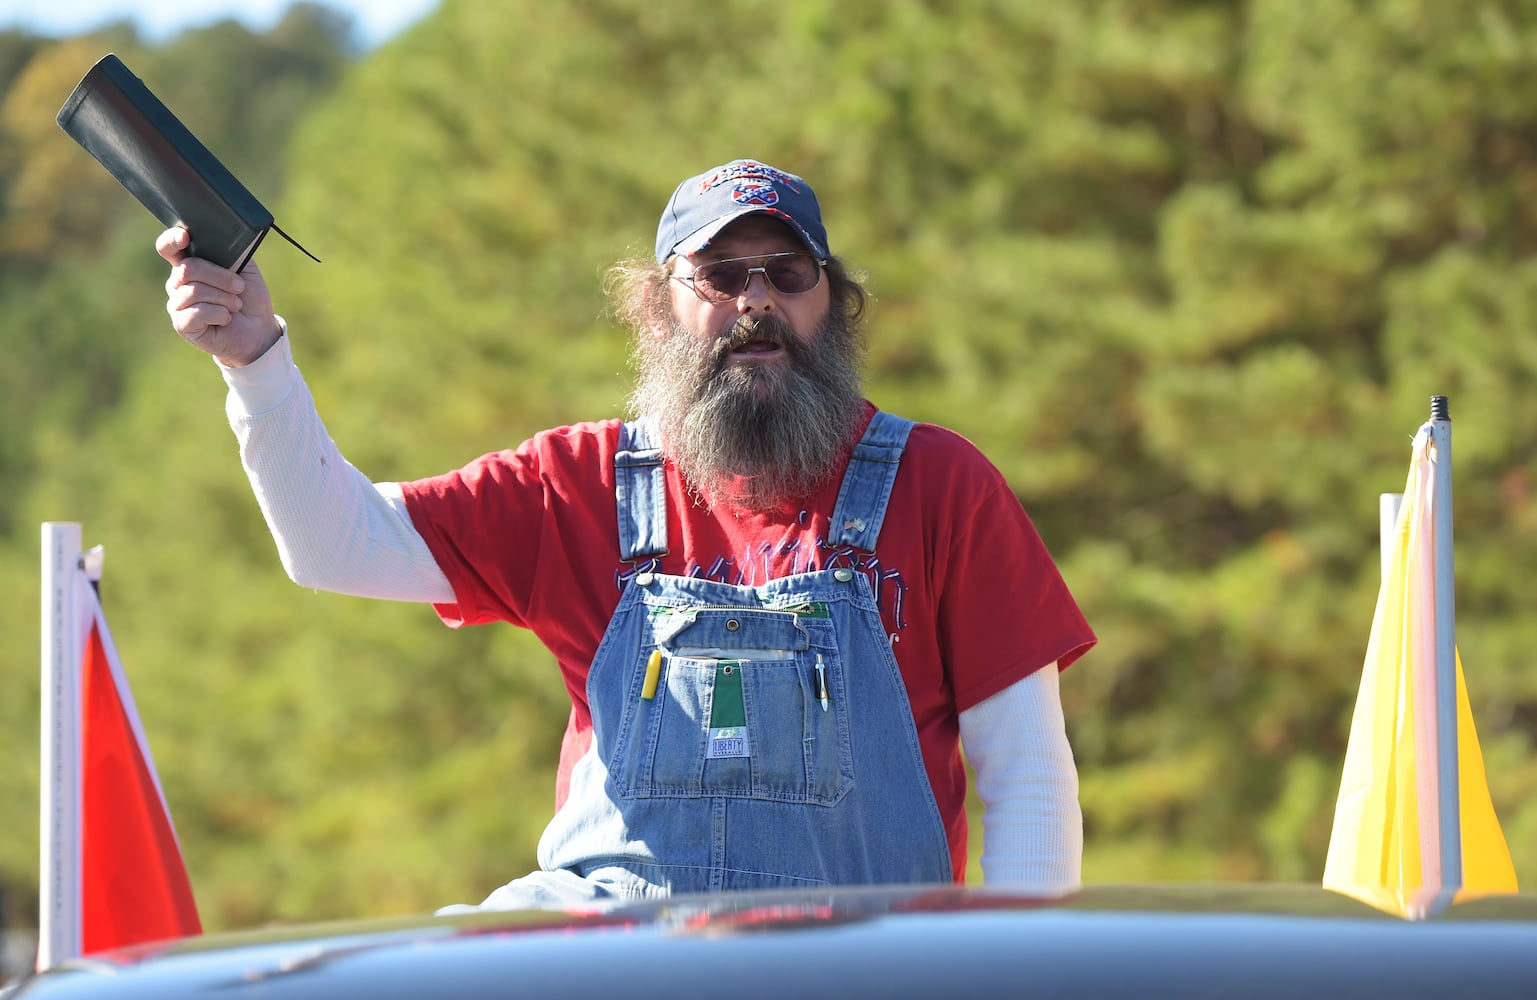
[{"xmin": 641, "ymin": 649, "xmax": 662, "ymax": 700}]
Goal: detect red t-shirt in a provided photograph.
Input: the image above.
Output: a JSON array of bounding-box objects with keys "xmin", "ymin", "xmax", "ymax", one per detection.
[{"xmin": 400, "ymin": 404, "xmax": 1096, "ymax": 879}]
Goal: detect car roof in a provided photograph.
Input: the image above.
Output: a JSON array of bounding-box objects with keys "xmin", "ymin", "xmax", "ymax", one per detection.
[{"xmin": 12, "ymin": 883, "xmax": 1537, "ymax": 999}]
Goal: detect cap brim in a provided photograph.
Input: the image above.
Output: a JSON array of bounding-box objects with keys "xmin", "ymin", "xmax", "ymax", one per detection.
[{"xmin": 670, "ymin": 208, "xmax": 825, "ymax": 260}]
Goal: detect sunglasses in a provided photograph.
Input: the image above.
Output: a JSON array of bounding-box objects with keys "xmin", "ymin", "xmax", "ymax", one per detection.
[{"xmin": 672, "ymin": 252, "xmax": 826, "ymax": 303}]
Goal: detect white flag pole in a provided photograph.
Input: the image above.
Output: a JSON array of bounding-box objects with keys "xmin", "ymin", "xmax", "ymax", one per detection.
[
  {"xmin": 39, "ymin": 522, "xmax": 84, "ymax": 970},
  {"xmin": 1428, "ymin": 396, "xmax": 1462, "ymax": 899}
]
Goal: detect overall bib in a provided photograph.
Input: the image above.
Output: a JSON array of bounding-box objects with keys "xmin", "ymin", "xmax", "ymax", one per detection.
[{"xmin": 478, "ymin": 411, "xmax": 951, "ymax": 909}]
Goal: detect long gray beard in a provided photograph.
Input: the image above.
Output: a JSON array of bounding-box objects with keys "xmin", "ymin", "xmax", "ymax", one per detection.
[{"xmin": 629, "ymin": 310, "xmax": 866, "ymax": 511}]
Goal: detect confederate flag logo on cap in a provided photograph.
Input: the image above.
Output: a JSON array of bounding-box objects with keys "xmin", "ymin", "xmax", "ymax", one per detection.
[{"xmin": 732, "ymin": 181, "xmax": 780, "ymax": 207}]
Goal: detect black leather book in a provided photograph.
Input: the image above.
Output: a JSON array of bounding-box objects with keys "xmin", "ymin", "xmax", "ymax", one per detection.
[{"xmin": 56, "ymin": 53, "xmax": 318, "ymax": 272}]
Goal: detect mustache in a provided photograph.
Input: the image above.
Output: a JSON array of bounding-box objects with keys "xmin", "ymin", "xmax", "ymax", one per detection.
[{"xmin": 717, "ymin": 314, "xmax": 797, "ymax": 355}]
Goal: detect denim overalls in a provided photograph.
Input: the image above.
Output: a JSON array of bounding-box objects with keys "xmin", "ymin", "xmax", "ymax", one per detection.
[{"xmin": 475, "ymin": 411, "xmax": 952, "ymax": 909}]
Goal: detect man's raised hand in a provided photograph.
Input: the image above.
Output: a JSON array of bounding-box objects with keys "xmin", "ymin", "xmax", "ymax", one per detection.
[{"xmin": 158, "ymin": 226, "xmax": 281, "ymax": 367}]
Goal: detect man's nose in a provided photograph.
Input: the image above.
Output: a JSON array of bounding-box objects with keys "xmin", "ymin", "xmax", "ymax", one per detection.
[{"xmin": 736, "ymin": 270, "xmax": 774, "ymax": 313}]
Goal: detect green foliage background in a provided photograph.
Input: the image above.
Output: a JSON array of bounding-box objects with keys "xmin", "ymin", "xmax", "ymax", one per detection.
[{"xmin": 3, "ymin": 0, "xmax": 1535, "ymax": 932}]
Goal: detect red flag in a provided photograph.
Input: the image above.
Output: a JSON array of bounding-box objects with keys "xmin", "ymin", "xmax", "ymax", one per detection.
[
  {"xmin": 41, "ymin": 525, "xmax": 201, "ymax": 970},
  {"xmin": 79, "ymin": 607, "xmax": 201, "ymax": 953}
]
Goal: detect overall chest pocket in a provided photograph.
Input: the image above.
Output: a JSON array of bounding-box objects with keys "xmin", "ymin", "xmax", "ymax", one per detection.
[{"xmin": 608, "ymin": 608, "xmax": 854, "ymax": 806}]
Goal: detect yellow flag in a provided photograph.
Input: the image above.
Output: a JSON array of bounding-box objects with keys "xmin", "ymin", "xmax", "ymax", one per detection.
[{"xmin": 1322, "ymin": 425, "xmax": 1517, "ymax": 918}]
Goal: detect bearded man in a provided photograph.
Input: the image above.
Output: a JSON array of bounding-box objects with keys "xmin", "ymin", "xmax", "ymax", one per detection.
[{"xmin": 158, "ymin": 158, "xmax": 1096, "ymax": 909}]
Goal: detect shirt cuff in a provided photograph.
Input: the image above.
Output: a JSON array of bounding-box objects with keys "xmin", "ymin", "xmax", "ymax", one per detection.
[{"xmin": 218, "ymin": 317, "xmax": 297, "ymax": 417}]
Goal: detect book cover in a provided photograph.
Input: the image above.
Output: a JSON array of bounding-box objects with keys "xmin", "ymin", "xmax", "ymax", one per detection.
[{"xmin": 56, "ymin": 53, "xmax": 314, "ymax": 272}]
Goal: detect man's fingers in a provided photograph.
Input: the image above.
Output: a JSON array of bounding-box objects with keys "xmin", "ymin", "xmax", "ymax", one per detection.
[
  {"xmin": 168, "ymin": 256, "xmax": 246, "ymax": 293},
  {"xmin": 166, "ymin": 275, "xmax": 243, "ymax": 314},
  {"xmin": 170, "ymin": 302, "xmax": 236, "ymax": 339},
  {"xmin": 156, "ymin": 226, "xmax": 190, "ymax": 263}
]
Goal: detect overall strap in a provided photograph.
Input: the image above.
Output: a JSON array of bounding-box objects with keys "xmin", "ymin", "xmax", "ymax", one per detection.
[
  {"xmin": 827, "ymin": 410, "xmax": 916, "ymax": 551},
  {"xmin": 615, "ymin": 418, "xmax": 669, "ymax": 561}
]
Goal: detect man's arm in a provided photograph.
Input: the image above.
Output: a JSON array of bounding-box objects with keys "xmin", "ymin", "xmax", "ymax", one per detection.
[
  {"xmin": 221, "ymin": 333, "xmax": 453, "ymax": 601},
  {"xmin": 159, "ymin": 226, "xmax": 453, "ymax": 602},
  {"xmin": 957, "ymin": 664, "xmax": 1083, "ymax": 889}
]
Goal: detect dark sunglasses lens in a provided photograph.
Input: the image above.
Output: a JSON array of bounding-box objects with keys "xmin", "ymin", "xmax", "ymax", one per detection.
[
  {"xmin": 695, "ymin": 262, "xmax": 750, "ymax": 300},
  {"xmin": 765, "ymin": 256, "xmax": 820, "ymax": 293}
]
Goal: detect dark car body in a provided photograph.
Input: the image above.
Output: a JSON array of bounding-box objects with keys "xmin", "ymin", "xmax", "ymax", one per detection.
[{"xmin": 8, "ymin": 883, "xmax": 1537, "ymax": 999}]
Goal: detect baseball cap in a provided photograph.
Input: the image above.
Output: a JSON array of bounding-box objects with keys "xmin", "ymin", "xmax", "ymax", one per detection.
[{"xmin": 654, "ymin": 159, "xmax": 829, "ymax": 264}]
